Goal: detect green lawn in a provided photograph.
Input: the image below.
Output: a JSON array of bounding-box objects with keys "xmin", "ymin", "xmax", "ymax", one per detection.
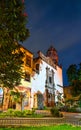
[{"xmin": 0, "ymin": 124, "xmax": 81, "ymax": 130}]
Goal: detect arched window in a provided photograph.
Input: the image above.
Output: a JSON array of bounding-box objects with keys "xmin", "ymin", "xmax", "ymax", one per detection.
[
  {"xmin": 49, "ymin": 76, "xmax": 52, "ymax": 84},
  {"xmin": 25, "ymin": 72, "xmax": 30, "ymax": 82},
  {"xmin": 36, "ymin": 64, "xmax": 39, "ymax": 73}
]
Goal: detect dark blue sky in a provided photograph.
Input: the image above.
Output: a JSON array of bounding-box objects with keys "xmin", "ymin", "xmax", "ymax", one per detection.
[{"xmin": 22, "ymin": 0, "xmax": 81, "ymax": 86}]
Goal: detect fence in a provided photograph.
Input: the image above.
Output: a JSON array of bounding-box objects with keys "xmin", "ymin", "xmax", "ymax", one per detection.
[{"xmin": 0, "ymin": 117, "xmax": 81, "ymax": 126}]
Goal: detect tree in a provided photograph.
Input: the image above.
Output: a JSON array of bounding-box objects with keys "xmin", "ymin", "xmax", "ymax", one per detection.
[
  {"xmin": 77, "ymin": 63, "xmax": 81, "ymax": 81},
  {"xmin": 72, "ymin": 80, "xmax": 81, "ymax": 96},
  {"xmin": 0, "ymin": 0, "xmax": 29, "ymax": 89},
  {"xmin": 66, "ymin": 64, "xmax": 77, "ymax": 85},
  {"xmin": 66, "ymin": 63, "xmax": 81, "ymax": 96},
  {"xmin": 10, "ymin": 90, "xmax": 26, "ymax": 111}
]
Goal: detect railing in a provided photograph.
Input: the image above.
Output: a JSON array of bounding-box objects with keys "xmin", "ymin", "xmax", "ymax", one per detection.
[{"xmin": 0, "ymin": 118, "xmax": 81, "ymax": 126}]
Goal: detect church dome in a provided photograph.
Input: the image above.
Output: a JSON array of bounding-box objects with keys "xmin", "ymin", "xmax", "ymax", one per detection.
[{"xmin": 46, "ymin": 46, "xmax": 58, "ymax": 65}]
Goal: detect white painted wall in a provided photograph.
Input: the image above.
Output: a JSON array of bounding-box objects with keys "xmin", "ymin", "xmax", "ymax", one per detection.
[
  {"xmin": 31, "ymin": 59, "xmax": 63, "ymax": 107},
  {"xmin": 20, "ymin": 78, "xmax": 32, "ymax": 88},
  {"xmin": 54, "ymin": 66, "xmax": 63, "ymax": 102}
]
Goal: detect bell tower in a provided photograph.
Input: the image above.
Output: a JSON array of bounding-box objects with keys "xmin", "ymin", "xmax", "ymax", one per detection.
[{"xmin": 46, "ymin": 46, "xmax": 58, "ymax": 65}]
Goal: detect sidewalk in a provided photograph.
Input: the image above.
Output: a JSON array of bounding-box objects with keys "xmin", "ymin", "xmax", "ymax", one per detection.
[{"xmin": 62, "ymin": 112, "xmax": 81, "ymax": 119}]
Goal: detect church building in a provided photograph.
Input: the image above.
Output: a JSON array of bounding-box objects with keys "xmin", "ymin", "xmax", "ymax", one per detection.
[
  {"xmin": 0, "ymin": 45, "xmax": 64, "ymax": 111},
  {"xmin": 31, "ymin": 46, "xmax": 63, "ymax": 109}
]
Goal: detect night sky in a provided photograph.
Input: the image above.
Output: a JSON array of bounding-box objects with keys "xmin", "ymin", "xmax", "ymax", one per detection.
[{"xmin": 22, "ymin": 0, "xmax": 81, "ymax": 86}]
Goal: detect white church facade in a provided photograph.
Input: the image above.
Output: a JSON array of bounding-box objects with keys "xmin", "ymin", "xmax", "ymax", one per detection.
[{"xmin": 31, "ymin": 46, "xmax": 63, "ymax": 109}]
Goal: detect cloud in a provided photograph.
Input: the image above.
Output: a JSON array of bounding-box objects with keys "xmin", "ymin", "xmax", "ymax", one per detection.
[
  {"xmin": 24, "ymin": 0, "xmax": 81, "ymax": 86},
  {"xmin": 25, "ymin": 0, "xmax": 81, "ymax": 53},
  {"xmin": 25, "ymin": 18, "xmax": 81, "ymax": 54},
  {"xmin": 55, "ymin": 21, "xmax": 81, "ymax": 51}
]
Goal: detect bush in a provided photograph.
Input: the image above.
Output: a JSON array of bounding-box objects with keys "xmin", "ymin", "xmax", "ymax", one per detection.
[
  {"xmin": 13, "ymin": 109, "xmax": 35, "ymax": 117},
  {"xmin": 6, "ymin": 109, "xmax": 15, "ymax": 116},
  {"xmin": 50, "ymin": 107, "xmax": 63, "ymax": 117},
  {"xmin": 14, "ymin": 110, "xmax": 23, "ymax": 117},
  {"xmin": 59, "ymin": 105, "xmax": 69, "ymax": 112},
  {"xmin": 23, "ymin": 110, "xmax": 34, "ymax": 115},
  {"xmin": 0, "ymin": 109, "xmax": 36, "ymax": 118},
  {"xmin": 68, "ymin": 107, "xmax": 77, "ymax": 113}
]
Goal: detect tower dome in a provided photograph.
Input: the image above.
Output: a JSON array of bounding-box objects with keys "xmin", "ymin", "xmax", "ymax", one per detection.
[{"xmin": 46, "ymin": 46, "xmax": 58, "ymax": 65}]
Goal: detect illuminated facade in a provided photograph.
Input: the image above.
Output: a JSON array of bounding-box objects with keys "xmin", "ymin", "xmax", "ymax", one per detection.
[
  {"xmin": 2, "ymin": 45, "xmax": 33, "ymax": 111},
  {"xmin": 63, "ymin": 86, "xmax": 73, "ymax": 100},
  {"xmin": 63, "ymin": 86, "xmax": 80, "ymax": 106},
  {"xmin": 31, "ymin": 46, "xmax": 63, "ymax": 109},
  {"xmin": 13, "ymin": 45, "xmax": 33, "ymax": 110},
  {"xmin": 1, "ymin": 45, "xmax": 64, "ymax": 110}
]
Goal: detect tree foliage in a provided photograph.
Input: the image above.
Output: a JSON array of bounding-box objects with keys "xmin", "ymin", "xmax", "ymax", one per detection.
[
  {"xmin": 0, "ymin": 0, "xmax": 29, "ymax": 89},
  {"xmin": 66, "ymin": 63, "xmax": 81, "ymax": 96},
  {"xmin": 66, "ymin": 64, "xmax": 77, "ymax": 85}
]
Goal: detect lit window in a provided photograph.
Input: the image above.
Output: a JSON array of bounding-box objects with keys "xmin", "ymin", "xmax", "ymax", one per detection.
[
  {"xmin": 36, "ymin": 64, "xmax": 39, "ymax": 73},
  {"xmin": 26, "ymin": 55, "xmax": 31, "ymax": 67},
  {"xmin": 24, "ymin": 97, "xmax": 29, "ymax": 106},
  {"xmin": 25, "ymin": 72, "xmax": 30, "ymax": 82}
]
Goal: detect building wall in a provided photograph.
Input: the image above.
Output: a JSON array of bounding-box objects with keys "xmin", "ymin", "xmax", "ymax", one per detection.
[
  {"xmin": 2, "ymin": 46, "xmax": 34, "ymax": 111},
  {"xmin": 54, "ymin": 66, "xmax": 63, "ymax": 102},
  {"xmin": 16, "ymin": 46, "xmax": 33, "ymax": 110},
  {"xmin": 63, "ymin": 86, "xmax": 80, "ymax": 107},
  {"xmin": 1, "ymin": 45, "xmax": 63, "ymax": 110},
  {"xmin": 19, "ymin": 46, "xmax": 33, "ymax": 88},
  {"xmin": 31, "ymin": 59, "xmax": 63, "ymax": 108},
  {"xmin": 63, "ymin": 86, "xmax": 73, "ymax": 100}
]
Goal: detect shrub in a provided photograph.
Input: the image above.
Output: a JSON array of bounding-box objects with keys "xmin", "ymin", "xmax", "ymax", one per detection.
[
  {"xmin": 43, "ymin": 106, "xmax": 48, "ymax": 110},
  {"xmin": 0, "ymin": 109, "xmax": 36, "ymax": 117},
  {"xmin": 50, "ymin": 107, "xmax": 63, "ymax": 117},
  {"xmin": 68, "ymin": 107, "xmax": 76, "ymax": 112},
  {"xmin": 23, "ymin": 110, "xmax": 33, "ymax": 115},
  {"xmin": 14, "ymin": 110, "xmax": 23, "ymax": 117},
  {"xmin": 6, "ymin": 109, "xmax": 15, "ymax": 116},
  {"xmin": 59, "ymin": 105, "xmax": 69, "ymax": 112},
  {"xmin": 13, "ymin": 109, "xmax": 35, "ymax": 117}
]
